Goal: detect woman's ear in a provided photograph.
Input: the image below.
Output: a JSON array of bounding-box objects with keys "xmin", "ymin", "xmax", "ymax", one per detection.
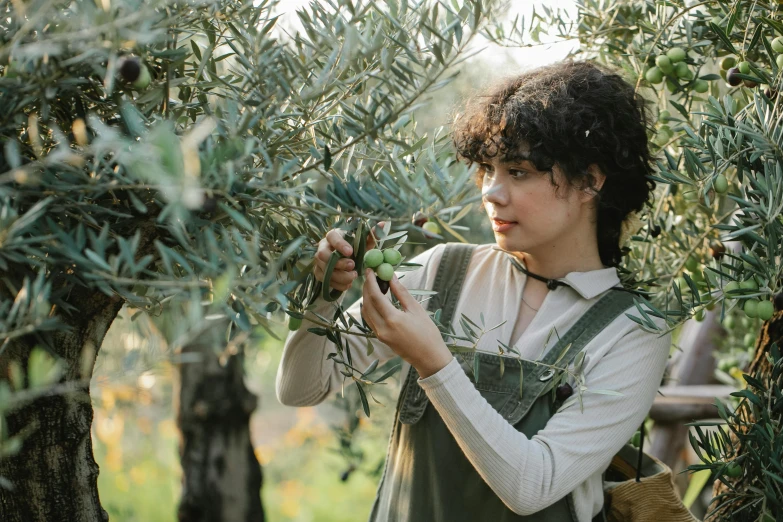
[{"xmin": 580, "ymin": 164, "xmax": 606, "ymax": 201}]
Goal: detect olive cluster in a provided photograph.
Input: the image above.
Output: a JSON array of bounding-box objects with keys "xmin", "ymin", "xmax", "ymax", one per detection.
[
  {"xmin": 363, "ymin": 248, "xmax": 402, "ymax": 294},
  {"xmin": 723, "ymin": 276, "xmax": 775, "ymax": 321},
  {"xmin": 719, "ymin": 37, "xmax": 783, "ymax": 94},
  {"xmin": 645, "ymin": 47, "xmax": 708, "ymax": 93},
  {"xmin": 720, "ymin": 56, "xmax": 758, "ymax": 88}
]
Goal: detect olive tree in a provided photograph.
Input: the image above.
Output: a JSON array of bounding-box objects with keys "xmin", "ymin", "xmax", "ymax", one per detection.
[
  {"xmin": 0, "ymin": 0, "xmax": 498, "ymax": 520},
  {"xmin": 485, "ymin": 1, "xmax": 783, "ymax": 520}
]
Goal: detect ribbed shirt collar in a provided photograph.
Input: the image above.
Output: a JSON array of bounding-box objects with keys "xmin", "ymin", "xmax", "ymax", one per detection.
[{"xmin": 494, "ymin": 247, "xmax": 622, "ymax": 300}]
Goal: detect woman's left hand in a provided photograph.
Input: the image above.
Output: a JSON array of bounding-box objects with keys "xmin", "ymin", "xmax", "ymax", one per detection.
[{"xmin": 361, "ymin": 268, "xmax": 454, "ymax": 378}]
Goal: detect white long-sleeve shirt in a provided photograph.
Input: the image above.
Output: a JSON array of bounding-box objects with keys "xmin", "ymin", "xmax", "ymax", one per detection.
[{"xmin": 276, "ymin": 242, "xmax": 672, "ymax": 521}]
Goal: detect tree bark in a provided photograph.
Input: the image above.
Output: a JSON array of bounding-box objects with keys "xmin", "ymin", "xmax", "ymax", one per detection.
[
  {"xmin": 0, "ymin": 290, "xmax": 123, "ymax": 522},
  {"xmin": 176, "ymin": 316, "xmax": 264, "ymax": 522},
  {"xmin": 704, "ymin": 309, "xmax": 782, "ymax": 522},
  {"xmin": 0, "ymin": 220, "xmax": 158, "ymax": 522}
]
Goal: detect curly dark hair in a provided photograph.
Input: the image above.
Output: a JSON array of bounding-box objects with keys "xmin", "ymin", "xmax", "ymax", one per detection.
[{"xmin": 451, "ymin": 59, "xmax": 657, "ymax": 268}]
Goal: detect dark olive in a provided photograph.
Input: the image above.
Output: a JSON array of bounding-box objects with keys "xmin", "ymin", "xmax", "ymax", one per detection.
[
  {"xmin": 743, "ymin": 79, "xmax": 758, "ymax": 88},
  {"xmin": 555, "ymin": 383, "xmax": 573, "ymax": 402},
  {"xmin": 651, "ymin": 225, "xmax": 662, "ymax": 238},
  {"xmin": 709, "ymin": 240, "xmax": 726, "ymax": 260},
  {"xmin": 765, "ymin": 87, "xmax": 778, "ymax": 100},
  {"xmin": 726, "ymin": 67, "xmax": 742, "ymax": 87},
  {"xmin": 775, "ymin": 292, "xmax": 783, "ymax": 312},
  {"xmin": 119, "ymin": 57, "xmax": 142, "ymax": 83},
  {"xmin": 377, "ymin": 277, "xmax": 390, "ymax": 295},
  {"xmin": 412, "ymin": 211, "xmax": 428, "ymax": 228}
]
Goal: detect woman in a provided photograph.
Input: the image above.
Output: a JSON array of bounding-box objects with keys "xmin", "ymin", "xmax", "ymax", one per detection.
[{"xmin": 276, "ymin": 59, "xmax": 672, "ymax": 522}]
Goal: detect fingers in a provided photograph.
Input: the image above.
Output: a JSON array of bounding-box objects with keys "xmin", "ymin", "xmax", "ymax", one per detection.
[
  {"xmin": 314, "ymin": 235, "xmax": 356, "ymax": 285},
  {"xmin": 363, "ymin": 269, "xmax": 396, "ymax": 316},
  {"xmin": 361, "ymin": 274, "xmax": 386, "ymax": 331},
  {"xmin": 326, "ymin": 229, "xmax": 354, "ymax": 257},
  {"xmin": 329, "ymin": 269, "xmax": 359, "ymax": 291},
  {"xmin": 315, "ymin": 221, "xmax": 387, "ymax": 291}
]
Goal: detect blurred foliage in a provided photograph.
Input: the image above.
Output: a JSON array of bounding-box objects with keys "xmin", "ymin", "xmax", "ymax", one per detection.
[
  {"xmin": 92, "ymin": 309, "xmax": 400, "ymax": 521},
  {"xmin": 0, "ymin": 0, "xmax": 504, "ymax": 479}
]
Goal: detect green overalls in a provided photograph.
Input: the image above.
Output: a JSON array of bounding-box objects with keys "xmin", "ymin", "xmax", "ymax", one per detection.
[{"xmin": 367, "ymin": 243, "xmax": 639, "ymax": 522}]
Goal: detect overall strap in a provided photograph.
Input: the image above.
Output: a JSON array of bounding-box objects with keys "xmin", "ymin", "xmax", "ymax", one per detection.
[
  {"xmin": 504, "ymin": 289, "xmax": 637, "ymax": 425},
  {"xmin": 398, "ymin": 242, "xmax": 477, "ymax": 424}
]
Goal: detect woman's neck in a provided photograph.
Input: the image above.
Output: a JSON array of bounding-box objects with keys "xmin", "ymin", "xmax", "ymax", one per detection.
[{"xmin": 515, "ymin": 250, "xmax": 606, "ymax": 283}]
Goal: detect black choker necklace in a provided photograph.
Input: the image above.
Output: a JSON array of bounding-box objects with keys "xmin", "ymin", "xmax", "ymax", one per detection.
[{"xmin": 506, "ymin": 255, "xmax": 567, "ymax": 291}]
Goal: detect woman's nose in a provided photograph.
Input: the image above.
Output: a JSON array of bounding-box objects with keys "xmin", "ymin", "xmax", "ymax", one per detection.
[{"xmin": 482, "ymin": 176, "xmax": 508, "ymax": 205}]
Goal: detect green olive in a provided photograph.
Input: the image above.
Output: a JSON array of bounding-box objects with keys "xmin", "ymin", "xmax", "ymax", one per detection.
[
  {"xmin": 422, "ymin": 221, "xmax": 441, "ymax": 237},
  {"xmin": 645, "ymin": 66, "xmax": 664, "ymax": 84},
  {"xmin": 667, "ymin": 47, "xmax": 687, "ymax": 63},
  {"xmin": 724, "ymin": 281, "xmax": 740, "ymax": 297},
  {"xmin": 693, "ymin": 79, "xmax": 709, "ymax": 93},
  {"xmin": 376, "ymin": 263, "xmax": 394, "ymax": 281},
  {"xmin": 720, "ymin": 56, "xmax": 736, "ymax": 70},
  {"xmin": 744, "ymin": 299, "xmax": 759, "ymax": 318},
  {"xmin": 739, "ymin": 279, "xmax": 758, "ymax": 291},
  {"xmin": 288, "ymin": 316, "xmax": 302, "ymax": 331},
  {"xmin": 675, "ymin": 62, "xmax": 693, "ymax": 80},
  {"xmin": 714, "ymin": 174, "xmax": 728, "ymax": 193},
  {"xmin": 738, "ymin": 61, "xmax": 750, "ymax": 74},
  {"xmin": 757, "ymin": 300, "xmax": 774, "ymax": 321},
  {"xmin": 723, "ymin": 315, "xmax": 735, "ymax": 329},
  {"xmin": 772, "ymin": 37, "xmax": 783, "ymax": 54},
  {"xmin": 382, "ymin": 248, "xmax": 402, "ymax": 266},
  {"xmin": 724, "ymin": 462, "xmax": 742, "ymax": 478},
  {"xmin": 658, "ymin": 109, "xmax": 671, "ymax": 123},
  {"xmin": 364, "ymin": 249, "xmax": 384, "ymax": 268},
  {"xmin": 655, "ymin": 55, "xmax": 674, "ymax": 75}
]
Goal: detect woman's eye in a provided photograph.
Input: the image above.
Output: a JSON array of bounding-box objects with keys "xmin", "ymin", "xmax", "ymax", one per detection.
[
  {"xmin": 478, "ymin": 164, "xmax": 494, "ymax": 177},
  {"xmin": 509, "ymin": 169, "xmax": 527, "ymax": 178}
]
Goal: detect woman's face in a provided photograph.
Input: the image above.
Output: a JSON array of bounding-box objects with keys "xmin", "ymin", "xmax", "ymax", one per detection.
[{"xmin": 480, "ymin": 155, "xmax": 596, "ymax": 256}]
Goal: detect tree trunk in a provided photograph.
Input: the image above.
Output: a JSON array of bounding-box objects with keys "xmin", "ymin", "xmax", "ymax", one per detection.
[
  {"xmin": 0, "ymin": 291, "xmax": 123, "ymax": 522},
  {"xmin": 0, "ymin": 221, "xmax": 157, "ymax": 521},
  {"xmin": 704, "ymin": 309, "xmax": 782, "ymax": 522},
  {"xmin": 176, "ymin": 316, "xmax": 264, "ymax": 522}
]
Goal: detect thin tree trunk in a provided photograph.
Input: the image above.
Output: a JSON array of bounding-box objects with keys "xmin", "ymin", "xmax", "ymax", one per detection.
[
  {"xmin": 176, "ymin": 316, "xmax": 264, "ymax": 522},
  {"xmin": 704, "ymin": 309, "xmax": 782, "ymax": 522},
  {"xmin": 0, "ymin": 291, "xmax": 123, "ymax": 522}
]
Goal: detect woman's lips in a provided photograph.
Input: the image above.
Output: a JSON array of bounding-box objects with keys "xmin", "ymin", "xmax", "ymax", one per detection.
[{"xmin": 492, "ymin": 219, "xmax": 517, "ymax": 232}]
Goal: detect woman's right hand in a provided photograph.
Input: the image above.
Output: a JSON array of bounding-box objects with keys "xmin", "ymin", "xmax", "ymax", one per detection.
[{"xmin": 314, "ymin": 221, "xmax": 385, "ymax": 292}]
